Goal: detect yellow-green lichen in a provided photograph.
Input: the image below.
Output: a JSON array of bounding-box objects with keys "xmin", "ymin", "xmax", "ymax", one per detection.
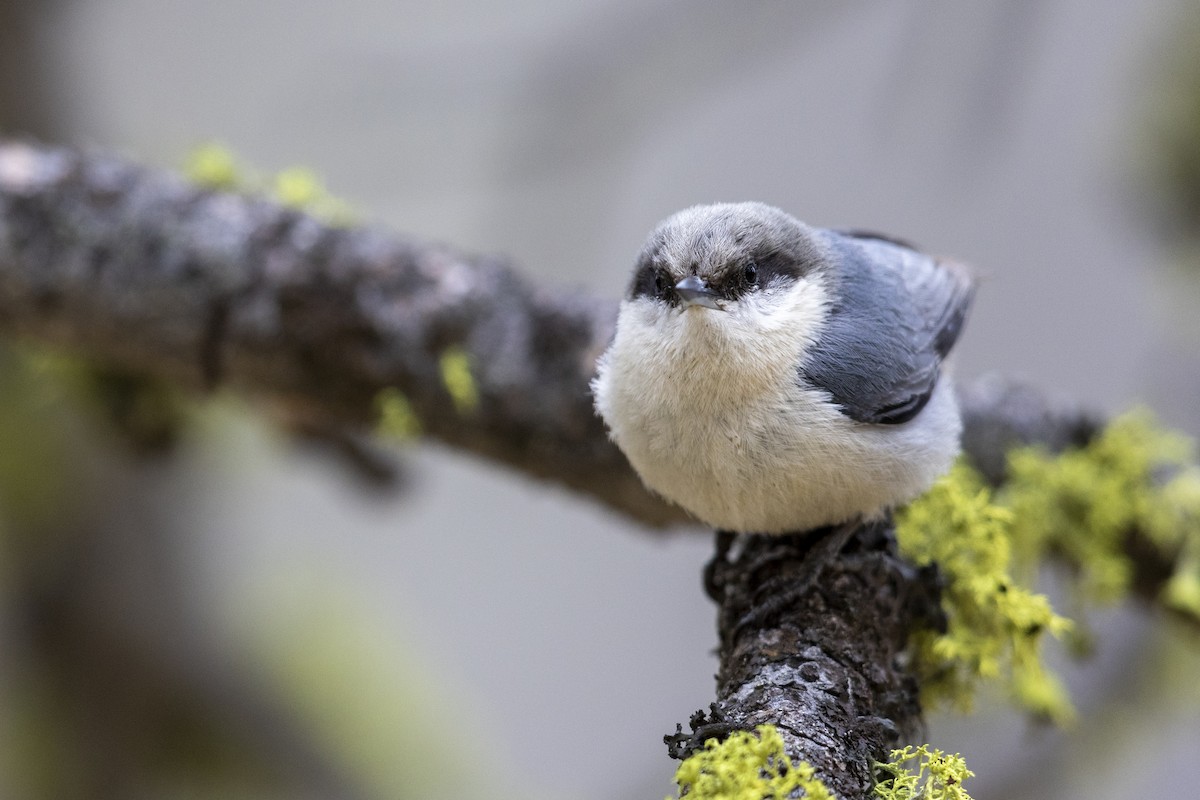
[
  {"xmin": 1164, "ymin": 554, "xmax": 1200, "ymax": 617},
  {"xmin": 438, "ymin": 347, "xmax": 479, "ymax": 415},
  {"xmin": 670, "ymin": 726, "xmax": 833, "ymax": 800},
  {"xmin": 271, "ymin": 166, "xmax": 355, "ymax": 224},
  {"xmin": 897, "ymin": 409, "xmax": 1200, "ymax": 724},
  {"xmin": 184, "ymin": 142, "xmax": 241, "ymax": 190},
  {"xmin": 896, "ymin": 463, "xmax": 1075, "ymax": 723},
  {"xmin": 183, "ymin": 144, "xmax": 354, "ymax": 225},
  {"xmin": 375, "ymin": 350, "xmax": 481, "ymax": 435},
  {"xmin": 1002, "ymin": 410, "xmax": 1200, "ymax": 613},
  {"xmin": 873, "ymin": 745, "xmax": 975, "ymax": 800},
  {"xmin": 375, "ymin": 388, "xmax": 422, "ymax": 440}
]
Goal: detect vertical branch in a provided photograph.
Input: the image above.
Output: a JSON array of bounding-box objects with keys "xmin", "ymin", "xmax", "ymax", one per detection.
[{"xmin": 669, "ymin": 520, "xmax": 941, "ymax": 800}]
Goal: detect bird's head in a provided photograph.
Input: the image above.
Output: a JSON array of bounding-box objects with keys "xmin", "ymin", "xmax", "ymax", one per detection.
[{"xmin": 623, "ymin": 202, "xmax": 831, "ymax": 348}]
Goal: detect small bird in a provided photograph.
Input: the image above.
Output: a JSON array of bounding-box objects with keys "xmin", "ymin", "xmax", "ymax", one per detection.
[{"xmin": 592, "ymin": 202, "xmax": 974, "ymax": 534}]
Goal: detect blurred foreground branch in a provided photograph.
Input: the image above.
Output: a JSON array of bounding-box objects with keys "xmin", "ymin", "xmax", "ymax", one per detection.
[
  {"xmin": 0, "ymin": 139, "xmax": 1104, "ymax": 528},
  {"xmin": 0, "ymin": 139, "xmax": 673, "ymax": 525}
]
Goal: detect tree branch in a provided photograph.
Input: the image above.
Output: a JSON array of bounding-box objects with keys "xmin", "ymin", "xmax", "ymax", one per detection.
[
  {"xmin": 668, "ymin": 519, "xmax": 939, "ymax": 799},
  {"xmin": 0, "ymin": 138, "xmax": 681, "ymax": 525},
  {"xmin": 0, "ymin": 140, "xmax": 1110, "ymax": 530}
]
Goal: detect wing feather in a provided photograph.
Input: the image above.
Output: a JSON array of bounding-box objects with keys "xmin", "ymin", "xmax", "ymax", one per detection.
[{"xmin": 799, "ymin": 231, "xmax": 975, "ymax": 425}]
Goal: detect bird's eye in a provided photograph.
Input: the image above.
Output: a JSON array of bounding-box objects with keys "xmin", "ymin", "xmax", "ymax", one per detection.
[
  {"xmin": 653, "ymin": 271, "xmax": 671, "ymax": 297},
  {"xmin": 744, "ymin": 261, "xmax": 759, "ymax": 286}
]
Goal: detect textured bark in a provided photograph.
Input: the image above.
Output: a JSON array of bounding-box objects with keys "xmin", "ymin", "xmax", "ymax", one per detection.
[
  {"xmin": 666, "ymin": 520, "xmax": 939, "ymax": 799},
  {"xmin": 0, "ymin": 139, "xmax": 680, "ymax": 525}
]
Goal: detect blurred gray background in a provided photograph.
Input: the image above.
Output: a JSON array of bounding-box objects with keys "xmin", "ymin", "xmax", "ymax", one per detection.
[{"xmin": 2, "ymin": 1, "xmax": 1199, "ymax": 799}]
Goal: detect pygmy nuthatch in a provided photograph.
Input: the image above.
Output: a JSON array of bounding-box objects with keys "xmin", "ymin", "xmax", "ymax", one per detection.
[{"xmin": 592, "ymin": 202, "xmax": 975, "ymax": 534}]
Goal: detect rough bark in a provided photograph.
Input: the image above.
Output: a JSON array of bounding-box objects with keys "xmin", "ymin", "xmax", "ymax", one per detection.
[
  {"xmin": 664, "ymin": 519, "xmax": 940, "ymax": 799},
  {"xmin": 0, "ymin": 139, "xmax": 677, "ymax": 525}
]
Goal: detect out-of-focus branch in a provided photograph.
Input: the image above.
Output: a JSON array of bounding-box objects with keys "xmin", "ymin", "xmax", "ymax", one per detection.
[
  {"xmin": 956, "ymin": 374, "xmax": 1101, "ymax": 485},
  {"xmin": 0, "ymin": 138, "xmax": 679, "ymax": 525},
  {"xmin": 0, "ymin": 139, "xmax": 1109, "ymax": 528}
]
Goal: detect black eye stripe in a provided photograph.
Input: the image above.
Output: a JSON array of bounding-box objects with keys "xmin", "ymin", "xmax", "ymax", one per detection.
[
  {"xmin": 753, "ymin": 252, "xmax": 803, "ymax": 284},
  {"xmin": 654, "ymin": 271, "xmax": 671, "ymax": 294},
  {"xmin": 629, "ymin": 261, "xmax": 679, "ymax": 304},
  {"xmin": 628, "ymin": 248, "xmax": 806, "ymax": 302}
]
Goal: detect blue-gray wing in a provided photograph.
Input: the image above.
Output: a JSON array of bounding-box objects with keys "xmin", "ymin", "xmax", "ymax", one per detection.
[{"xmin": 799, "ymin": 230, "xmax": 975, "ymax": 425}]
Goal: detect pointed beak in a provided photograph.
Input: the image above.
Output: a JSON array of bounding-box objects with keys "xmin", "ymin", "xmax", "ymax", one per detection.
[{"xmin": 675, "ymin": 275, "xmax": 725, "ymax": 310}]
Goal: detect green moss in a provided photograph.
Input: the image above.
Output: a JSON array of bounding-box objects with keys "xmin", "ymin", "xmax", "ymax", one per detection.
[
  {"xmin": 438, "ymin": 347, "xmax": 479, "ymax": 415},
  {"xmin": 873, "ymin": 745, "xmax": 975, "ymax": 800},
  {"xmin": 898, "ymin": 410, "xmax": 1200, "ymax": 723},
  {"xmin": 670, "ymin": 726, "xmax": 833, "ymax": 800},
  {"xmin": 1002, "ymin": 410, "xmax": 1200, "ymax": 615},
  {"xmin": 896, "ymin": 464, "xmax": 1075, "ymax": 723},
  {"xmin": 374, "ymin": 387, "xmax": 422, "ymax": 440},
  {"xmin": 271, "ymin": 166, "xmax": 355, "ymax": 224},
  {"xmin": 184, "ymin": 142, "xmax": 241, "ymax": 190},
  {"xmin": 377, "ymin": 350, "xmax": 479, "ymax": 435},
  {"xmin": 1164, "ymin": 557, "xmax": 1200, "ymax": 617},
  {"xmin": 183, "ymin": 145, "xmax": 355, "ymax": 224},
  {"xmin": 669, "ymin": 728, "xmax": 975, "ymax": 800}
]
